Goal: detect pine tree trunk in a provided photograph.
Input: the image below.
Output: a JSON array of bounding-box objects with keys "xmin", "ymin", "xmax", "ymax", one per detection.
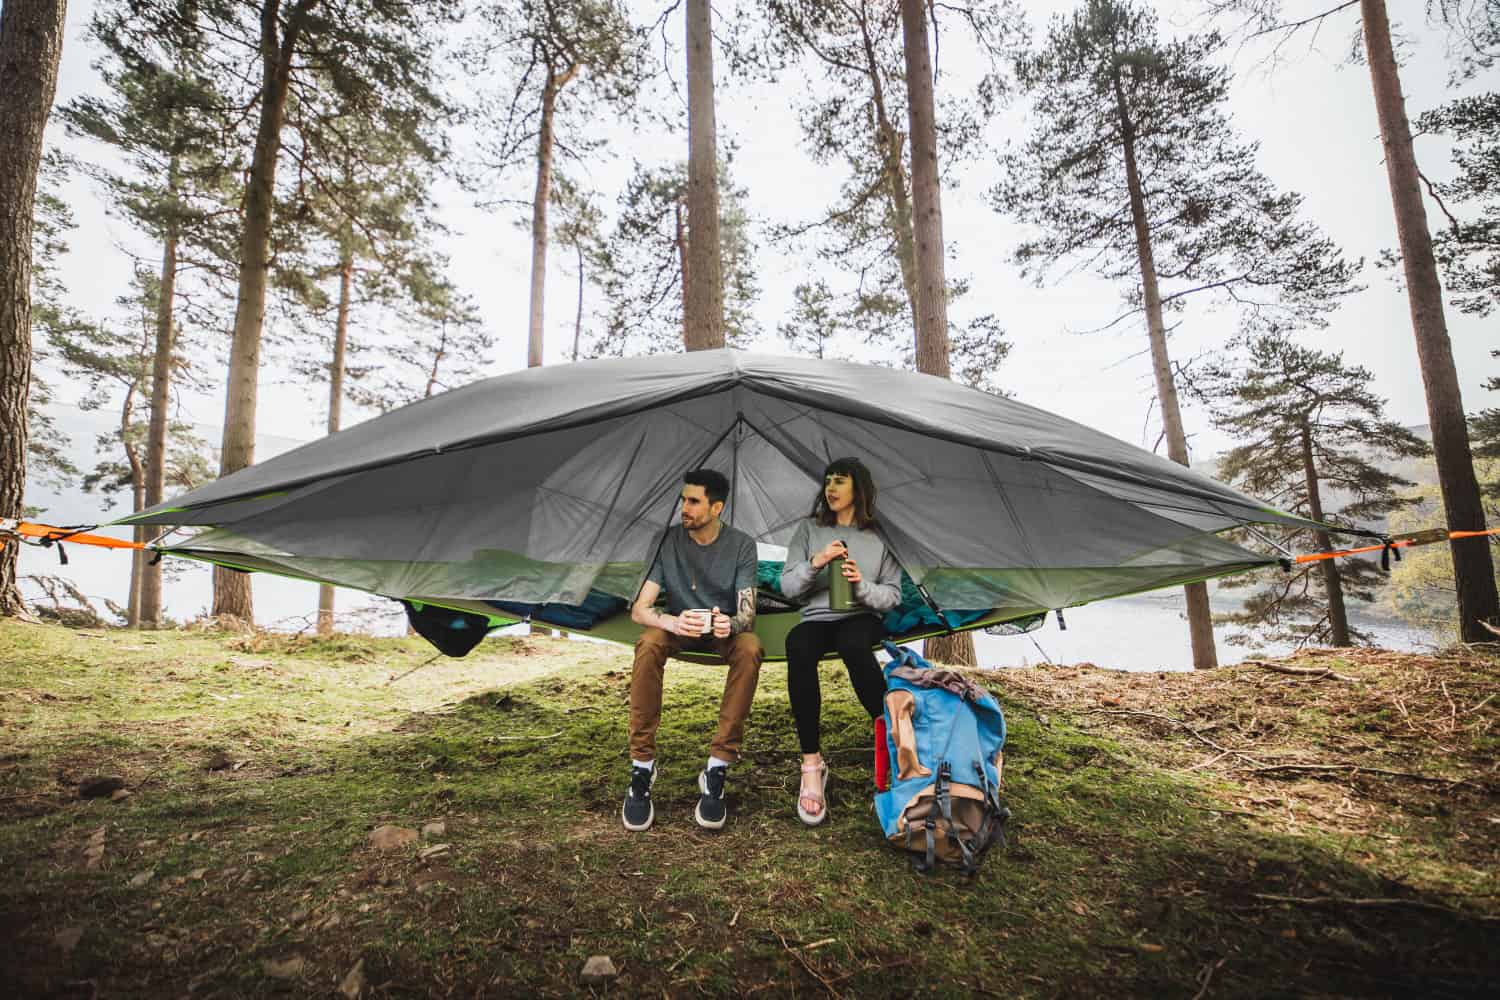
[
  {"xmin": 1300, "ymin": 421, "xmax": 1350, "ymax": 646},
  {"xmin": 527, "ymin": 69, "xmax": 573, "ymax": 369},
  {"xmin": 900, "ymin": 0, "xmax": 974, "ymax": 667},
  {"xmin": 127, "ymin": 544, "xmax": 144, "ymax": 626},
  {"xmin": 122, "ymin": 384, "xmax": 144, "ymax": 628},
  {"xmin": 0, "ymin": 0, "xmax": 66, "ymax": 617},
  {"xmin": 572, "ymin": 241, "xmax": 584, "ymax": 362},
  {"xmin": 126, "ymin": 545, "xmax": 143, "ymax": 626},
  {"xmin": 880, "ymin": 141, "xmax": 922, "ymax": 362},
  {"xmin": 140, "ymin": 199, "xmax": 179, "ymax": 628},
  {"xmin": 856, "ymin": 6, "xmax": 921, "ymax": 357},
  {"xmin": 425, "ymin": 326, "xmax": 446, "ymax": 400},
  {"xmin": 675, "ymin": 199, "xmax": 689, "ymax": 345},
  {"xmin": 900, "ymin": 0, "xmax": 950, "ymax": 380},
  {"xmin": 1361, "ymin": 0, "xmax": 1499, "ymax": 643},
  {"xmin": 683, "ymin": 0, "xmax": 724, "ymax": 351},
  {"xmin": 1112, "ymin": 65, "xmax": 1217, "ymax": 669},
  {"xmin": 316, "ymin": 241, "xmax": 354, "ymax": 637},
  {"xmin": 213, "ymin": 0, "xmax": 311, "ymax": 626},
  {"xmin": 523, "ymin": 155, "xmax": 552, "ymax": 653},
  {"xmin": 132, "ymin": 524, "xmax": 149, "ymax": 625}
]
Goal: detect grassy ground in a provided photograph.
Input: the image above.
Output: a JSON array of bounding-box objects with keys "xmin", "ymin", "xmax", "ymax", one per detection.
[{"xmin": 1, "ymin": 619, "xmax": 1496, "ymax": 998}]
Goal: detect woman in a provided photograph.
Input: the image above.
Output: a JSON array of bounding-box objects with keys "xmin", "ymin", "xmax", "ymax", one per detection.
[{"xmin": 779, "ymin": 457, "xmax": 903, "ymax": 825}]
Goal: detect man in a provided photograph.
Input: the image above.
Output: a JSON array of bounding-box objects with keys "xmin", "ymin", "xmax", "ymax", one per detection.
[{"xmin": 622, "ymin": 468, "xmax": 763, "ymax": 832}]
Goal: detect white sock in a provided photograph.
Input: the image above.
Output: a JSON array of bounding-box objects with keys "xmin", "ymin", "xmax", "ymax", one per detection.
[
  {"xmin": 706, "ymin": 755, "xmax": 731, "ymax": 772},
  {"xmin": 633, "ymin": 759, "xmax": 654, "ymax": 772}
]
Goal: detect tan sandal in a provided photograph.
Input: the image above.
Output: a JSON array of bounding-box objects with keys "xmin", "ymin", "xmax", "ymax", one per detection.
[{"xmin": 797, "ymin": 761, "xmax": 829, "ymax": 826}]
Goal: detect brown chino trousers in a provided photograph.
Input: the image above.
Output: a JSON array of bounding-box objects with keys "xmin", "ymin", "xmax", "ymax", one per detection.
[{"xmin": 629, "ymin": 627, "xmax": 764, "ymax": 764}]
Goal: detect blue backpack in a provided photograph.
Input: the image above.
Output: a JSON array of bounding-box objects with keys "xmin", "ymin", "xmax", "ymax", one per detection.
[{"xmin": 874, "ymin": 642, "xmax": 1011, "ymax": 875}]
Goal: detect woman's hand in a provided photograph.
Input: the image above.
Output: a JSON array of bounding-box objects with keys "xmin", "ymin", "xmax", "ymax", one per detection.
[
  {"xmin": 811, "ymin": 539, "xmax": 848, "ymax": 569},
  {"xmin": 841, "ymin": 556, "xmax": 863, "ymax": 586}
]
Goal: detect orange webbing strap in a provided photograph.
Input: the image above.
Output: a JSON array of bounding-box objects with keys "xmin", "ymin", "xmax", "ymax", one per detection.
[
  {"xmin": 1293, "ymin": 527, "xmax": 1500, "ymax": 566},
  {"xmin": 0, "ymin": 520, "xmax": 145, "ymax": 552}
]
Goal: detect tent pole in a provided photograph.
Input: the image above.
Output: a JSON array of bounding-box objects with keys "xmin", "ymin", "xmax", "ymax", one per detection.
[
  {"xmin": 1241, "ymin": 524, "xmax": 1297, "ymax": 559},
  {"xmin": 731, "ymin": 413, "xmax": 741, "ymax": 524}
]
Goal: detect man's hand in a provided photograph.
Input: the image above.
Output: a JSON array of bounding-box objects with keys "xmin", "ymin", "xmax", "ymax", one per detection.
[
  {"xmin": 677, "ymin": 609, "xmax": 710, "ymax": 637},
  {"xmin": 811, "ymin": 539, "xmax": 848, "ymax": 570},
  {"xmin": 634, "ymin": 581, "xmax": 702, "ymax": 637},
  {"xmin": 710, "ymin": 606, "xmax": 732, "ymax": 639}
]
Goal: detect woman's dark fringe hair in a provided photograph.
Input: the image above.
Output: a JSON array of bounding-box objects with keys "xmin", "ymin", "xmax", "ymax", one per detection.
[{"xmin": 811, "ymin": 457, "xmax": 878, "ymax": 530}]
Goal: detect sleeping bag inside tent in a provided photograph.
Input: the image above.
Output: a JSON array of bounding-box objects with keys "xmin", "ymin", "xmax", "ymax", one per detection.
[{"xmin": 115, "ymin": 350, "xmax": 1337, "ymax": 660}]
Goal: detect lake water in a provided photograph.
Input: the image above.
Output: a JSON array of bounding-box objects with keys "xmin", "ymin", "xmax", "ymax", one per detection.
[
  {"xmin": 969, "ymin": 588, "xmax": 1434, "ymax": 670},
  {"xmin": 16, "ymin": 540, "xmax": 1434, "ymax": 672}
]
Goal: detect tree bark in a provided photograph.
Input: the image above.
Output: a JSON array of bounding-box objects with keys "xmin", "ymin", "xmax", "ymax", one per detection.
[
  {"xmin": 425, "ymin": 325, "xmax": 447, "ymax": 400},
  {"xmin": 1112, "ymin": 62, "xmax": 1217, "ymax": 669},
  {"xmin": 856, "ymin": 6, "xmax": 921, "ymax": 358},
  {"xmin": 900, "ymin": 0, "xmax": 950, "ymax": 379},
  {"xmin": 316, "ymin": 239, "xmax": 354, "ymax": 637},
  {"xmin": 900, "ymin": 0, "xmax": 973, "ymax": 667},
  {"xmin": 121, "ymin": 382, "xmax": 144, "ymax": 628},
  {"xmin": 527, "ymin": 66, "xmax": 575, "ymax": 369},
  {"xmin": 140, "ymin": 183, "xmax": 179, "ymax": 628},
  {"xmin": 572, "ymin": 240, "xmax": 584, "ymax": 362},
  {"xmin": 213, "ymin": 0, "xmax": 314, "ymax": 625},
  {"xmin": 675, "ymin": 198, "xmax": 689, "ymax": 345},
  {"xmin": 1300, "ymin": 420, "xmax": 1350, "ymax": 646},
  {"xmin": 132, "ymin": 523, "xmax": 149, "ymax": 624},
  {"xmin": 1361, "ymin": 0, "xmax": 1499, "ymax": 643},
  {"xmin": 683, "ymin": 0, "xmax": 724, "ymax": 350},
  {"xmin": 0, "ymin": 0, "xmax": 67, "ymax": 617}
]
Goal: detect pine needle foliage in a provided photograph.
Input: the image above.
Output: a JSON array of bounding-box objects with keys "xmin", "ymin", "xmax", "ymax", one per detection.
[
  {"xmin": 26, "ymin": 152, "xmax": 84, "ymax": 501},
  {"xmin": 589, "ymin": 159, "xmax": 759, "ymax": 357},
  {"xmin": 994, "ymin": 0, "xmax": 1361, "ymax": 334},
  {"xmin": 764, "ymin": 0, "xmax": 1019, "ymax": 390},
  {"xmin": 1417, "ymin": 92, "xmax": 1499, "ymax": 318},
  {"xmin": 1198, "ymin": 334, "xmax": 1430, "ymax": 646},
  {"xmin": 1474, "ymin": 351, "xmax": 1498, "ymax": 503}
]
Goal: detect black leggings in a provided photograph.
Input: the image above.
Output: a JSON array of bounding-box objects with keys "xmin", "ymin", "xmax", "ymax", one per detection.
[{"xmin": 784, "ymin": 615, "xmax": 888, "ymax": 754}]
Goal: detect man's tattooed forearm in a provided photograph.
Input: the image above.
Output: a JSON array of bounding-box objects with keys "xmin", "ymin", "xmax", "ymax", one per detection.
[{"xmin": 730, "ymin": 586, "xmax": 755, "ymax": 635}]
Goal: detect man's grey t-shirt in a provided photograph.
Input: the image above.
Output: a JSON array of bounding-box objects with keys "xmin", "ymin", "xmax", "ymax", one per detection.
[{"xmin": 645, "ymin": 523, "xmax": 759, "ymax": 617}]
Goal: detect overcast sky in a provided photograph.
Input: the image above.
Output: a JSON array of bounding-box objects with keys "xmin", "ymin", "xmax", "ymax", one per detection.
[{"xmin": 34, "ymin": 0, "xmax": 1496, "ymax": 472}]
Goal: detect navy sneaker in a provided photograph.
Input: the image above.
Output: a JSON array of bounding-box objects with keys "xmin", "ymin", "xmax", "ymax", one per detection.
[
  {"xmin": 622, "ymin": 765, "xmax": 655, "ymax": 832},
  {"xmin": 694, "ymin": 764, "xmax": 729, "ymax": 829}
]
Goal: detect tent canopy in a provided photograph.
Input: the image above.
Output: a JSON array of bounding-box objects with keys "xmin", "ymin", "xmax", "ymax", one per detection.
[{"xmin": 123, "ymin": 350, "xmax": 1327, "ymax": 621}]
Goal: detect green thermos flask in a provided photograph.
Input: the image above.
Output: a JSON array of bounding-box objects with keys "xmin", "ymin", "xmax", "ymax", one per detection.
[{"xmin": 827, "ymin": 540, "xmax": 856, "ymax": 611}]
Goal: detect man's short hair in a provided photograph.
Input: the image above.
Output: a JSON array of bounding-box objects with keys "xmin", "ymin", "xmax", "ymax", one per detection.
[{"xmin": 684, "ymin": 468, "xmax": 730, "ymax": 506}]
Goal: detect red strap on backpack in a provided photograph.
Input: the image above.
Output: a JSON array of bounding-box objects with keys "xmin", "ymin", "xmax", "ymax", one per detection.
[{"xmin": 874, "ymin": 716, "xmax": 891, "ymax": 791}]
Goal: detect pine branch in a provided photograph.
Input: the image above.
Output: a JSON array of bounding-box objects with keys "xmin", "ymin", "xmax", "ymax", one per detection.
[{"xmin": 1417, "ymin": 167, "xmax": 1463, "ymax": 232}]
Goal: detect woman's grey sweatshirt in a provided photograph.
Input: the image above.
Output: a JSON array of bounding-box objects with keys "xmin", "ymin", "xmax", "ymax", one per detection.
[{"xmin": 780, "ymin": 519, "xmax": 903, "ymax": 622}]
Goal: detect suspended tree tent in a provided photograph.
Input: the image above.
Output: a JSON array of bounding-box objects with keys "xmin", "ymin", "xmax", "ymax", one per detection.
[{"xmin": 116, "ymin": 350, "xmax": 1336, "ymax": 660}]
